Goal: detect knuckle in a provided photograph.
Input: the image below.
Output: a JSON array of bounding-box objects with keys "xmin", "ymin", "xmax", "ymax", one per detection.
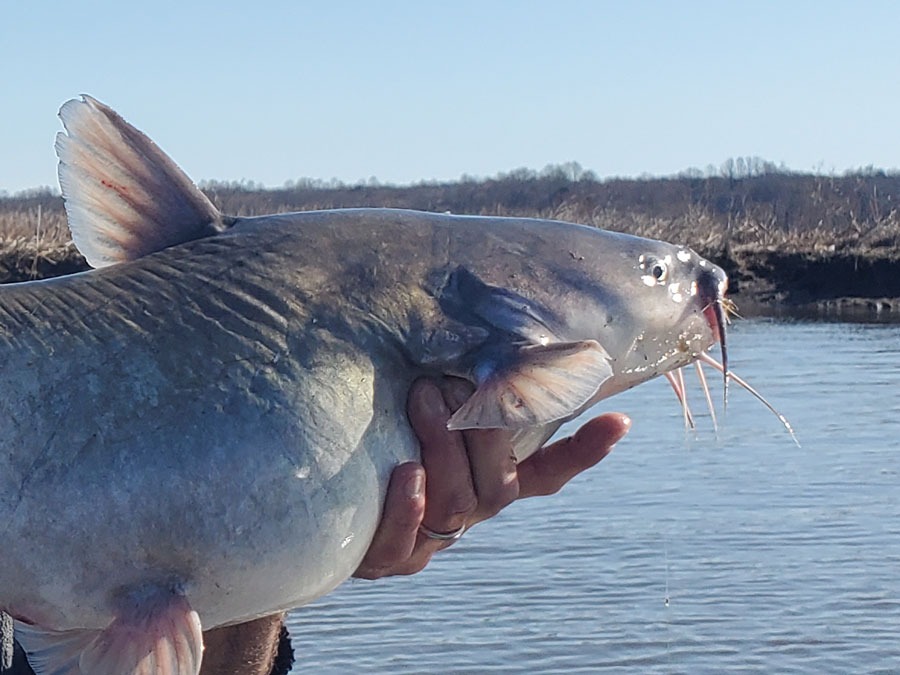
[
  {"xmin": 442, "ymin": 488, "xmax": 478, "ymax": 523},
  {"xmin": 396, "ymin": 552, "xmax": 432, "ymax": 576},
  {"xmin": 531, "ymin": 475, "xmax": 564, "ymax": 497},
  {"xmin": 392, "ymin": 501, "xmax": 425, "ymax": 533},
  {"xmin": 375, "ymin": 541, "xmax": 410, "ymax": 567},
  {"xmin": 353, "ymin": 565, "xmax": 385, "ymax": 580},
  {"xmin": 478, "ymin": 478, "xmax": 520, "ymax": 518}
]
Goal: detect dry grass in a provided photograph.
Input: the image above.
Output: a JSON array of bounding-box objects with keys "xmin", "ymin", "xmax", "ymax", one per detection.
[
  {"xmin": 4, "ymin": 197, "xmax": 900, "ymax": 260},
  {"xmin": 0, "ymin": 205, "xmax": 83, "ymax": 283},
  {"xmin": 1, "ymin": 195, "xmax": 898, "ymax": 294},
  {"xmin": 0, "ymin": 204, "xmax": 71, "ymax": 245},
  {"xmin": 540, "ymin": 201, "xmax": 900, "ymax": 260}
]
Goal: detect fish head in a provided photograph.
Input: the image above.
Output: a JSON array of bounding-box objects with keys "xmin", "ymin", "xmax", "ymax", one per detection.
[
  {"xmin": 555, "ymin": 228, "xmax": 797, "ymax": 446},
  {"xmin": 583, "ymin": 235, "xmax": 728, "ymax": 396},
  {"xmin": 442, "ymin": 224, "xmax": 730, "ymax": 433}
]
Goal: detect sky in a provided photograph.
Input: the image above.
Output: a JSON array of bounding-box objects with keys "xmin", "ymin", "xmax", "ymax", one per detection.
[{"xmin": 2, "ymin": 1, "xmax": 899, "ymax": 194}]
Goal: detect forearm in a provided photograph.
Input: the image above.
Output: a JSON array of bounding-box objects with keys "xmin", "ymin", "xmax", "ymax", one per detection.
[{"xmin": 199, "ymin": 614, "xmax": 290, "ymax": 675}]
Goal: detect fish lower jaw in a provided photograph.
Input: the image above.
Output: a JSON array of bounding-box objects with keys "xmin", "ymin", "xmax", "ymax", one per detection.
[{"xmin": 620, "ymin": 349, "xmax": 693, "ymax": 379}]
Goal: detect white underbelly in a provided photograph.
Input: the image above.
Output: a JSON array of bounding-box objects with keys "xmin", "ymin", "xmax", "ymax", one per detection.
[{"xmin": 2, "ymin": 397, "xmax": 420, "ymax": 631}]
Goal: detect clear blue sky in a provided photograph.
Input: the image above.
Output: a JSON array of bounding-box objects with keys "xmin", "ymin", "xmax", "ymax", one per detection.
[{"xmin": 2, "ymin": 1, "xmax": 898, "ymax": 194}]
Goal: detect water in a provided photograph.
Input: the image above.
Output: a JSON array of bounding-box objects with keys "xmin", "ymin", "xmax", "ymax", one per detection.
[{"xmin": 287, "ymin": 319, "xmax": 900, "ymax": 673}]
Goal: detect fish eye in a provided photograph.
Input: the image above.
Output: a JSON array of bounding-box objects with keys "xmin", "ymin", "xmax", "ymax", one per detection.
[{"xmin": 639, "ymin": 255, "xmax": 669, "ymax": 285}]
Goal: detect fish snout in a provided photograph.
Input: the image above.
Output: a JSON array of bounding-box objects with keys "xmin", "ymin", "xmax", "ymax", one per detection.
[
  {"xmin": 696, "ymin": 265, "xmax": 728, "ymax": 306},
  {"xmin": 695, "ymin": 264, "xmax": 730, "ymax": 402},
  {"xmin": 696, "ymin": 266, "xmax": 728, "ymax": 342}
]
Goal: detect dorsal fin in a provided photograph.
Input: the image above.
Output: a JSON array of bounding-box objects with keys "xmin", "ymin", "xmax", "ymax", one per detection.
[{"xmin": 56, "ymin": 95, "xmax": 227, "ymax": 268}]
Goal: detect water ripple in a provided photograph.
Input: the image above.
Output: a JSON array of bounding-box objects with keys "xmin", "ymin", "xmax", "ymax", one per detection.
[{"xmin": 287, "ymin": 320, "xmax": 900, "ymax": 672}]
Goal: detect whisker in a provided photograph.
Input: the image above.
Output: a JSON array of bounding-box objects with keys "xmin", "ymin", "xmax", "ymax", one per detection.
[
  {"xmin": 693, "ymin": 361, "xmax": 718, "ymax": 436},
  {"xmin": 697, "ymin": 352, "xmax": 800, "ymax": 448},
  {"xmin": 722, "ymin": 297, "xmax": 741, "ymax": 320},
  {"xmin": 665, "ymin": 370, "xmax": 695, "ymax": 432},
  {"xmin": 676, "ymin": 367, "xmax": 696, "ymax": 437},
  {"xmin": 711, "ymin": 300, "xmax": 729, "ymax": 412}
]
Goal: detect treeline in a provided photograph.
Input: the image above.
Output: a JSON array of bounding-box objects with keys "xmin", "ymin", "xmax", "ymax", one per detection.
[{"xmin": 3, "ymin": 160, "xmax": 899, "ymax": 255}]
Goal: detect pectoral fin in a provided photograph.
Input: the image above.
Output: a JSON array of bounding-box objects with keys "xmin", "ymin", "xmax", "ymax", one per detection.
[
  {"xmin": 16, "ymin": 591, "xmax": 203, "ymax": 675},
  {"xmin": 447, "ymin": 340, "xmax": 613, "ymax": 430}
]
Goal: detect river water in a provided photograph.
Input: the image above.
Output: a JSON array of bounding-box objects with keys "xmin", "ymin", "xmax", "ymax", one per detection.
[{"xmin": 287, "ymin": 319, "xmax": 900, "ymax": 673}]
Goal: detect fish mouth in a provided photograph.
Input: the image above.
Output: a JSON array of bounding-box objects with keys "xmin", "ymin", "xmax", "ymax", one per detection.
[{"xmin": 664, "ymin": 269, "xmax": 798, "ymax": 446}]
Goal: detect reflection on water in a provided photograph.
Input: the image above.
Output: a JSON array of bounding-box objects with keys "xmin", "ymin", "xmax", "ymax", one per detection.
[{"xmin": 288, "ymin": 319, "xmax": 900, "ymax": 673}]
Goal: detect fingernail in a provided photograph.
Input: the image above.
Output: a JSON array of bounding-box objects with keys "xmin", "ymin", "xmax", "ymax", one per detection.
[
  {"xmin": 421, "ymin": 383, "xmax": 448, "ymax": 417},
  {"xmin": 614, "ymin": 414, "xmax": 632, "ymax": 442},
  {"xmin": 407, "ymin": 472, "xmax": 424, "ymax": 500}
]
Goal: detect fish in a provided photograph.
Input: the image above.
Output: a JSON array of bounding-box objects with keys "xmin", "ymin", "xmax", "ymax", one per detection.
[{"xmin": 0, "ymin": 95, "xmax": 775, "ymax": 675}]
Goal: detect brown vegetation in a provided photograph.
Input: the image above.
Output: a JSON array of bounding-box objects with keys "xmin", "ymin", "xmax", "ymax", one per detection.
[
  {"xmin": 0, "ymin": 198, "xmax": 85, "ymax": 284},
  {"xmin": 3, "ymin": 163, "xmax": 899, "ymax": 317}
]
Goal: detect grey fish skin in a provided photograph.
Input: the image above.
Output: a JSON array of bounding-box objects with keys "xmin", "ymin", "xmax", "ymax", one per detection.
[
  {"xmin": 0, "ymin": 208, "xmax": 721, "ymax": 627},
  {"xmin": 0, "ymin": 96, "xmax": 728, "ymax": 674}
]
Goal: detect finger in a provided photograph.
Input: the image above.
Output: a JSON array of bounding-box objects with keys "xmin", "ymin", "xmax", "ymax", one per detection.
[
  {"xmin": 438, "ymin": 378, "xmax": 520, "ymax": 524},
  {"xmin": 517, "ymin": 413, "xmax": 631, "ymax": 499},
  {"xmin": 353, "ymin": 462, "xmax": 425, "ymax": 580},
  {"xmin": 407, "ymin": 379, "xmax": 477, "ymax": 548}
]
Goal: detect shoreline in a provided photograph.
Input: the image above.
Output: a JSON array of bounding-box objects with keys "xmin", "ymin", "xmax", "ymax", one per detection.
[
  {"xmin": 705, "ymin": 246, "xmax": 900, "ymax": 322},
  {"xmin": 735, "ymin": 298, "xmax": 900, "ymax": 323},
  {"xmin": 1, "ymin": 241, "xmax": 898, "ymax": 323}
]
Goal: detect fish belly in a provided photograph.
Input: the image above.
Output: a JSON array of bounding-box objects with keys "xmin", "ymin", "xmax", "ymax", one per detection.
[{"xmin": 0, "ymin": 320, "xmax": 419, "ymax": 630}]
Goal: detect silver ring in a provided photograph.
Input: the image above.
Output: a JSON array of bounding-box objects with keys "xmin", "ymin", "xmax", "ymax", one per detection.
[{"xmin": 419, "ymin": 522, "xmax": 467, "ymax": 542}]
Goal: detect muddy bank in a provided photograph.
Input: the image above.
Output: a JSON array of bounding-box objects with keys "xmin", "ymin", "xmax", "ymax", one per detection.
[
  {"xmin": 2, "ymin": 241, "xmax": 898, "ymax": 322},
  {"xmin": 703, "ymin": 247, "xmax": 900, "ymax": 322},
  {"xmin": 0, "ymin": 242, "xmax": 87, "ymax": 285}
]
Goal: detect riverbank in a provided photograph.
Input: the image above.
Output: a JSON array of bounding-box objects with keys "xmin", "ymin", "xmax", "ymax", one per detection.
[
  {"xmin": 4, "ymin": 166, "xmax": 900, "ymax": 320},
  {"xmin": 1, "ymin": 236, "xmax": 898, "ymax": 322},
  {"xmin": 0, "ymin": 239, "xmax": 86, "ymax": 284},
  {"xmin": 706, "ymin": 244, "xmax": 900, "ymax": 322}
]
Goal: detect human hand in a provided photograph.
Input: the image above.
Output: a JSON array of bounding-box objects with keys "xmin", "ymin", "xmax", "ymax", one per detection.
[{"xmin": 353, "ymin": 377, "xmax": 631, "ymax": 579}]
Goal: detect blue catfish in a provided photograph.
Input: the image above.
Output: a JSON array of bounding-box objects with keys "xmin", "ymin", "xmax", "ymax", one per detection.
[{"xmin": 2, "ymin": 97, "xmax": 731, "ymax": 675}]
